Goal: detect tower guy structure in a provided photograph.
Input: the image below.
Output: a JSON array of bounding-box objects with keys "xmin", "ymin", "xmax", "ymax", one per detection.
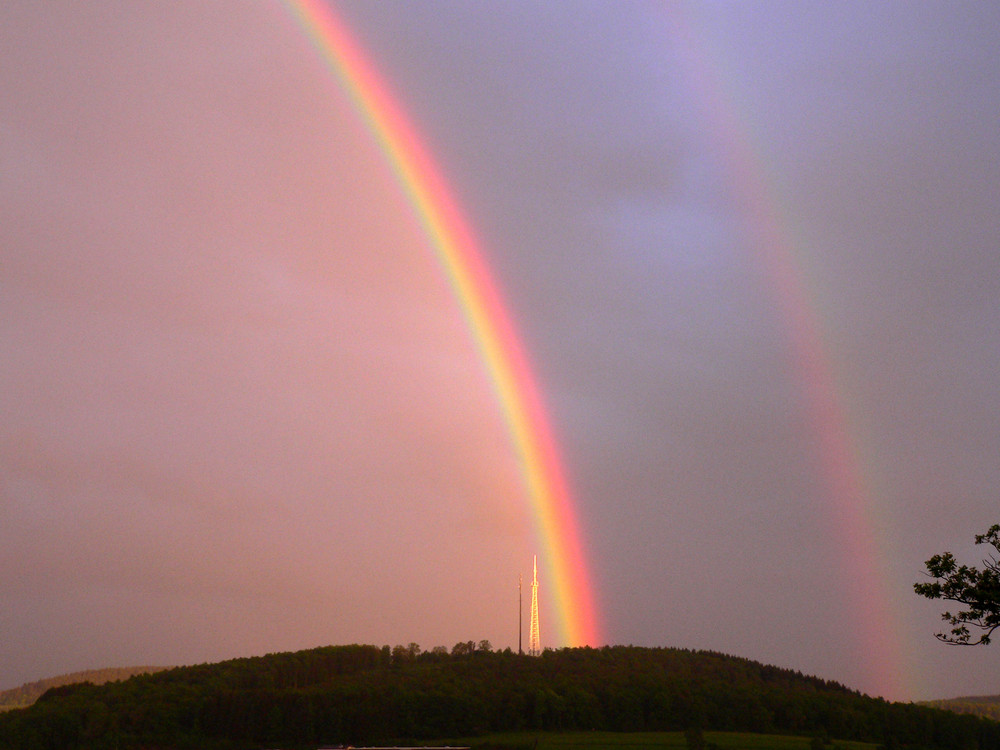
[{"xmin": 528, "ymin": 554, "xmax": 541, "ymax": 656}]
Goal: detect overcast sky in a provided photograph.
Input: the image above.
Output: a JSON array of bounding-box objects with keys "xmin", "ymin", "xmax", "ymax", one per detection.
[{"xmin": 3, "ymin": 1, "xmax": 999, "ymax": 703}]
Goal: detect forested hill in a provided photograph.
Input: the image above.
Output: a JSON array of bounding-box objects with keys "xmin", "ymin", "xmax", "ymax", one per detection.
[
  {"xmin": 0, "ymin": 667, "xmax": 168, "ymax": 711},
  {"xmin": 922, "ymin": 695, "xmax": 1000, "ymax": 722},
  {"xmin": 0, "ymin": 644, "xmax": 998, "ymax": 750}
]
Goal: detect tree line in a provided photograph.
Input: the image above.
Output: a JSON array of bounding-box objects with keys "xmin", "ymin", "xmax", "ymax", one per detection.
[{"xmin": 0, "ymin": 644, "xmax": 997, "ymax": 750}]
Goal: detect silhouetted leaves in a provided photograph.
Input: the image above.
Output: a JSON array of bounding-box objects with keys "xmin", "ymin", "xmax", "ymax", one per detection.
[{"xmin": 915, "ymin": 524, "xmax": 1000, "ymax": 645}]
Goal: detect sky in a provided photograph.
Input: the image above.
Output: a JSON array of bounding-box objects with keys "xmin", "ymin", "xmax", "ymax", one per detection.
[{"xmin": 2, "ymin": 1, "xmax": 999, "ymax": 703}]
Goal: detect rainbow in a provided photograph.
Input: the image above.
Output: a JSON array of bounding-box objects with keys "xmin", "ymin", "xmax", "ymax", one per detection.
[
  {"xmin": 665, "ymin": 7, "xmax": 909, "ymax": 698},
  {"xmin": 280, "ymin": 0, "xmax": 601, "ymax": 648}
]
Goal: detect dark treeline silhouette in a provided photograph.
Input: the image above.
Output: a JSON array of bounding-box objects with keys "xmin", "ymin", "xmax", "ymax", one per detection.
[{"xmin": 0, "ymin": 644, "xmax": 997, "ymax": 749}]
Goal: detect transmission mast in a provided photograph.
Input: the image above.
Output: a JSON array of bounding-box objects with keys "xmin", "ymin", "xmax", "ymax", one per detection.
[
  {"xmin": 528, "ymin": 554, "xmax": 541, "ymax": 656},
  {"xmin": 518, "ymin": 573, "xmax": 522, "ymax": 655}
]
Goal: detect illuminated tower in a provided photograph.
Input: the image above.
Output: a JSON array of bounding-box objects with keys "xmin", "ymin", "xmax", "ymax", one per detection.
[{"xmin": 528, "ymin": 555, "xmax": 541, "ymax": 656}]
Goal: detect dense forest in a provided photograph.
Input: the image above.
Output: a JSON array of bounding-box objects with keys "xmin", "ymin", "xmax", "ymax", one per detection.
[
  {"xmin": 0, "ymin": 668, "xmax": 168, "ymax": 712},
  {"xmin": 0, "ymin": 644, "xmax": 997, "ymax": 750}
]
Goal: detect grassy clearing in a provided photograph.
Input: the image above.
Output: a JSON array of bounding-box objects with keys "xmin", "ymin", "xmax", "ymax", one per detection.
[{"xmin": 450, "ymin": 731, "xmax": 880, "ymax": 750}]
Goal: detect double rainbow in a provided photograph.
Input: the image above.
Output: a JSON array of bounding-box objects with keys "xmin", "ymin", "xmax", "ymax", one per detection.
[{"xmin": 281, "ymin": 0, "xmax": 601, "ymax": 648}]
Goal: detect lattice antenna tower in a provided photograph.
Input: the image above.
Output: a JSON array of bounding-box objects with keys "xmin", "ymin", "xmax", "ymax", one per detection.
[{"xmin": 528, "ymin": 554, "xmax": 541, "ymax": 656}]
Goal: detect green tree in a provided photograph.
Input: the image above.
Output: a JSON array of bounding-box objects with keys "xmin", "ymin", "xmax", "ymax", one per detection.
[
  {"xmin": 914, "ymin": 523, "xmax": 1000, "ymax": 645},
  {"xmin": 391, "ymin": 643, "xmax": 421, "ymax": 664}
]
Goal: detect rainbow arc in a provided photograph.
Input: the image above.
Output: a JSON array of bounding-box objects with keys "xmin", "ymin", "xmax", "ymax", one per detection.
[
  {"xmin": 665, "ymin": 5, "xmax": 908, "ymax": 697},
  {"xmin": 282, "ymin": 0, "xmax": 601, "ymax": 648}
]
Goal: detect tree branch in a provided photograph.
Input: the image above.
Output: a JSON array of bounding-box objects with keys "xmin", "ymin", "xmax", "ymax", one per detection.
[{"xmin": 915, "ymin": 524, "xmax": 1000, "ymax": 646}]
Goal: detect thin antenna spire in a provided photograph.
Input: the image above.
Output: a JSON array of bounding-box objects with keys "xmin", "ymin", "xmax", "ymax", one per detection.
[{"xmin": 518, "ymin": 573, "xmax": 522, "ymax": 655}]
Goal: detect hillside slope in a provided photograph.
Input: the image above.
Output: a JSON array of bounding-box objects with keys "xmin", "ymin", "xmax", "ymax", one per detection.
[
  {"xmin": 923, "ymin": 695, "xmax": 1000, "ymax": 723},
  {"xmin": 0, "ymin": 644, "xmax": 997, "ymax": 750},
  {"xmin": 0, "ymin": 667, "xmax": 168, "ymax": 711}
]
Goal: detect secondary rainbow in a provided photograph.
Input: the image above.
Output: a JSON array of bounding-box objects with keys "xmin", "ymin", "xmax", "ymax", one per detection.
[
  {"xmin": 280, "ymin": 0, "xmax": 601, "ymax": 648},
  {"xmin": 665, "ymin": 6, "xmax": 909, "ymax": 698}
]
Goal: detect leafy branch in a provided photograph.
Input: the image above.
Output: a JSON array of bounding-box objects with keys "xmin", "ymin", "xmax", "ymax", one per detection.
[{"xmin": 914, "ymin": 524, "xmax": 1000, "ymax": 645}]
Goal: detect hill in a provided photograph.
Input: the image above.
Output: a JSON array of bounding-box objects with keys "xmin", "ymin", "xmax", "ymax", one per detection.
[
  {"xmin": 922, "ymin": 695, "xmax": 1000, "ymax": 723},
  {"xmin": 0, "ymin": 644, "xmax": 997, "ymax": 749},
  {"xmin": 0, "ymin": 667, "xmax": 168, "ymax": 711}
]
